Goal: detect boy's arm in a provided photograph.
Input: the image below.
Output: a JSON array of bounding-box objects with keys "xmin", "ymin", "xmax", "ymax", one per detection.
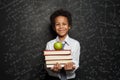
[{"xmin": 66, "ymin": 42, "xmax": 80, "ymax": 73}]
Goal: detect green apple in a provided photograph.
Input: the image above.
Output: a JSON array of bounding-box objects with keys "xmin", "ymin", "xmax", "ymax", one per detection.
[{"xmin": 54, "ymin": 42, "xmax": 63, "ymax": 50}]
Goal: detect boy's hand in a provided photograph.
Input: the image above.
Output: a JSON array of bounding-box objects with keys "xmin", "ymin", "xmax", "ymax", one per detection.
[
  {"xmin": 50, "ymin": 63, "xmax": 62, "ymax": 72},
  {"xmin": 64, "ymin": 62, "xmax": 75, "ymax": 70}
]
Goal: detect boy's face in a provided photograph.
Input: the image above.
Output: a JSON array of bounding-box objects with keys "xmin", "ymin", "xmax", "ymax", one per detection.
[{"xmin": 54, "ymin": 16, "xmax": 70, "ymax": 37}]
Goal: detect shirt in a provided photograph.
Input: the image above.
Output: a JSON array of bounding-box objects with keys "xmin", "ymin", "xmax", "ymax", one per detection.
[{"xmin": 45, "ymin": 35, "xmax": 80, "ymax": 79}]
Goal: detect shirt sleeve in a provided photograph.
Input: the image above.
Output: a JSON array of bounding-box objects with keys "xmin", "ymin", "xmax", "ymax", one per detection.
[
  {"xmin": 45, "ymin": 42, "xmax": 50, "ymax": 50},
  {"xmin": 66, "ymin": 41, "xmax": 80, "ymax": 73}
]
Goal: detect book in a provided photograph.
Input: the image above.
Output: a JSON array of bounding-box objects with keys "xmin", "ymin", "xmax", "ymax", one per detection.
[
  {"xmin": 44, "ymin": 50, "xmax": 71, "ymax": 56},
  {"xmin": 45, "ymin": 55, "xmax": 72, "ymax": 60},
  {"xmin": 46, "ymin": 59, "xmax": 72, "ymax": 64},
  {"xmin": 46, "ymin": 63, "xmax": 75, "ymax": 68},
  {"xmin": 46, "ymin": 64, "xmax": 65, "ymax": 68}
]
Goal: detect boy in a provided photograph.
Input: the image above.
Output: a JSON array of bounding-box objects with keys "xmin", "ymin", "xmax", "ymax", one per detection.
[{"xmin": 45, "ymin": 9, "xmax": 80, "ymax": 80}]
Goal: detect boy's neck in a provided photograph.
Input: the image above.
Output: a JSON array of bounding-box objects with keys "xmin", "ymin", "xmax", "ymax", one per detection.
[{"xmin": 58, "ymin": 35, "xmax": 67, "ymax": 42}]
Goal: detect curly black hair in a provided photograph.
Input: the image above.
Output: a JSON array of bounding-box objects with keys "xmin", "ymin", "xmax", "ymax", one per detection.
[{"xmin": 50, "ymin": 9, "xmax": 72, "ymax": 28}]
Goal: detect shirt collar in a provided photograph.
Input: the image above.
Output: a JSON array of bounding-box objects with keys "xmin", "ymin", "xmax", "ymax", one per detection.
[{"xmin": 56, "ymin": 35, "xmax": 70, "ymax": 45}]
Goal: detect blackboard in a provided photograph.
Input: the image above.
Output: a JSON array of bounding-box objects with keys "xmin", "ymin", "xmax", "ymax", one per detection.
[{"xmin": 0, "ymin": 0, "xmax": 120, "ymax": 80}]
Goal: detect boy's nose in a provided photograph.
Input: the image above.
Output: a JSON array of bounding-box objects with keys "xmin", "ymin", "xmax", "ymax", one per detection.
[{"xmin": 59, "ymin": 24, "xmax": 63, "ymax": 28}]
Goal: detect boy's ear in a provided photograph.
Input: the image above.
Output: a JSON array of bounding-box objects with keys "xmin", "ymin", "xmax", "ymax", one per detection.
[{"xmin": 69, "ymin": 26, "xmax": 71, "ymax": 29}]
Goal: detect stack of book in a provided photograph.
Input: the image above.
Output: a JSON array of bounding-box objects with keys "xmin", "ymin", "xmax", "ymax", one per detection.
[{"xmin": 44, "ymin": 50, "xmax": 72, "ymax": 68}]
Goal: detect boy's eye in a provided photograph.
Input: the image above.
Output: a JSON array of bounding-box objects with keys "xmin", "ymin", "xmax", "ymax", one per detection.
[
  {"xmin": 63, "ymin": 23, "xmax": 67, "ymax": 25},
  {"xmin": 55, "ymin": 23, "xmax": 60, "ymax": 25}
]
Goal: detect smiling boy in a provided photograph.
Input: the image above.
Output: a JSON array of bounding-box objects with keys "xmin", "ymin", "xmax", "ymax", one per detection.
[{"xmin": 45, "ymin": 9, "xmax": 80, "ymax": 80}]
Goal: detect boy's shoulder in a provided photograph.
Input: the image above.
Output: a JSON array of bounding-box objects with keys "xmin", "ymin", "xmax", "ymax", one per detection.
[{"xmin": 69, "ymin": 37, "xmax": 80, "ymax": 44}]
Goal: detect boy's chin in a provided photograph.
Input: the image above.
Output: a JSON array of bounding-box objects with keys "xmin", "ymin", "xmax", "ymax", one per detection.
[{"xmin": 58, "ymin": 34, "xmax": 67, "ymax": 37}]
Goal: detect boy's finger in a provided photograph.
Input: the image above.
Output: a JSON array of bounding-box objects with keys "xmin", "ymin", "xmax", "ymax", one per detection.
[{"xmin": 72, "ymin": 65, "xmax": 76, "ymax": 69}]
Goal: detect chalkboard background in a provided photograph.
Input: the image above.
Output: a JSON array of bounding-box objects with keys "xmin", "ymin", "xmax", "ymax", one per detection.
[{"xmin": 0, "ymin": 0, "xmax": 120, "ymax": 80}]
